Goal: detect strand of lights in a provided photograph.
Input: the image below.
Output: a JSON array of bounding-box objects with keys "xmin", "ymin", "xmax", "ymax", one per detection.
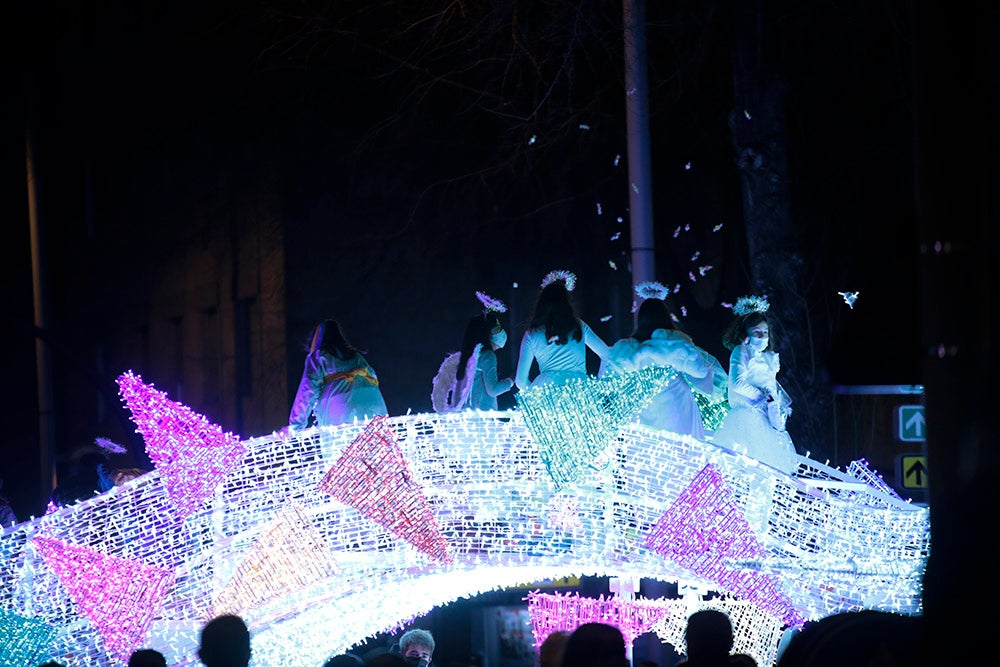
[
  {"xmin": 319, "ymin": 415, "xmax": 452, "ymax": 563},
  {"xmin": 33, "ymin": 535, "xmax": 176, "ymax": 661},
  {"xmin": 525, "ymin": 590, "xmax": 676, "ymax": 649},
  {"xmin": 212, "ymin": 503, "xmax": 342, "ymax": 617},
  {"xmin": 644, "ymin": 464, "xmax": 805, "ymax": 627},
  {"xmin": 517, "ymin": 367, "xmax": 677, "ymax": 487},
  {"xmin": 847, "ymin": 459, "xmax": 901, "ymax": 500},
  {"xmin": 0, "ymin": 609, "xmax": 56, "ymax": 666},
  {"xmin": 117, "ymin": 371, "xmax": 246, "ymax": 519}
]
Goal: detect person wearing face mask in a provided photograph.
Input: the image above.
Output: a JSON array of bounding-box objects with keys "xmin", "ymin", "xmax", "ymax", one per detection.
[
  {"xmin": 397, "ymin": 628, "xmax": 435, "ymax": 667},
  {"xmin": 431, "ymin": 292, "xmax": 514, "ymax": 412},
  {"xmin": 711, "ymin": 295, "xmax": 798, "ymax": 474}
]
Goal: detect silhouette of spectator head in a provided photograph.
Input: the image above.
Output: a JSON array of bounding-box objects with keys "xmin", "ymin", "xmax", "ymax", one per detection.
[
  {"xmin": 129, "ymin": 648, "xmax": 168, "ymax": 667},
  {"xmin": 325, "ymin": 653, "xmax": 365, "ymax": 667},
  {"xmin": 775, "ymin": 609, "xmax": 923, "ymax": 667},
  {"xmin": 399, "ymin": 629, "xmax": 436, "ymax": 667},
  {"xmin": 538, "ymin": 629, "xmax": 570, "ymax": 667},
  {"xmin": 560, "ymin": 622, "xmax": 629, "ymax": 667},
  {"xmin": 683, "ymin": 609, "xmax": 734, "ymax": 663},
  {"xmin": 198, "ymin": 614, "xmax": 251, "ymax": 667}
]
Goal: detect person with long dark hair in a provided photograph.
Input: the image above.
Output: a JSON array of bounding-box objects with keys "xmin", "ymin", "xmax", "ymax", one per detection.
[
  {"xmin": 711, "ymin": 296, "xmax": 797, "ymax": 473},
  {"xmin": 514, "ymin": 270, "xmax": 609, "ymax": 390},
  {"xmin": 599, "ymin": 282, "xmax": 726, "ymax": 439},
  {"xmin": 431, "ymin": 292, "xmax": 514, "ymax": 412},
  {"xmin": 288, "ymin": 320, "xmax": 388, "ymax": 428}
]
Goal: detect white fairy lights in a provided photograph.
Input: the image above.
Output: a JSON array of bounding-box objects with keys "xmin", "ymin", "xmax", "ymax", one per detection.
[{"xmin": 0, "ymin": 375, "xmax": 928, "ymax": 666}]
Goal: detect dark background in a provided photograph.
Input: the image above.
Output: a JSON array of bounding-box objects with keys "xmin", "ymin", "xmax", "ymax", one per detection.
[{"xmin": 2, "ymin": 0, "xmax": 922, "ymax": 519}]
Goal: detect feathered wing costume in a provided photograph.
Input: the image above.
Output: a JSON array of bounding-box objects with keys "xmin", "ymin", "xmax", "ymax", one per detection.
[{"xmin": 431, "ymin": 344, "xmax": 482, "ymax": 413}]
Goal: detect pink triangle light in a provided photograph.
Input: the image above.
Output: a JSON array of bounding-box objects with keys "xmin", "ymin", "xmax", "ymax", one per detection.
[
  {"xmin": 33, "ymin": 536, "xmax": 175, "ymax": 662},
  {"xmin": 117, "ymin": 370, "xmax": 246, "ymax": 519},
  {"xmin": 644, "ymin": 464, "xmax": 805, "ymax": 627},
  {"xmin": 318, "ymin": 415, "xmax": 452, "ymax": 563},
  {"xmin": 525, "ymin": 591, "xmax": 677, "ymax": 649}
]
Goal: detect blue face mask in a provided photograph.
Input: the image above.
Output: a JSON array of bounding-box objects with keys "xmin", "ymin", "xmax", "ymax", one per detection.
[
  {"xmin": 491, "ymin": 329, "xmax": 507, "ymax": 349},
  {"xmin": 748, "ymin": 335, "xmax": 768, "ymax": 352}
]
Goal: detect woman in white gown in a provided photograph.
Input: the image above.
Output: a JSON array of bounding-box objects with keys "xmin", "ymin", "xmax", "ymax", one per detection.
[
  {"xmin": 599, "ymin": 282, "xmax": 726, "ymax": 439},
  {"xmin": 711, "ymin": 295, "xmax": 798, "ymax": 473},
  {"xmin": 288, "ymin": 320, "xmax": 388, "ymax": 428},
  {"xmin": 515, "ymin": 270, "xmax": 609, "ymax": 390}
]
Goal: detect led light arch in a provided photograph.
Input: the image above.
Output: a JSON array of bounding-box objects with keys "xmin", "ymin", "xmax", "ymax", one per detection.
[{"xmin": 0, "ymin": 373, "xmax": 928, "ymax": 667}]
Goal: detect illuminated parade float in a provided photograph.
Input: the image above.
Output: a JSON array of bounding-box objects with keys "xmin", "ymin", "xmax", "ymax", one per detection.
[{"xmin": 0, "ymin": 370, "xmax": 928, "ymax": 666}]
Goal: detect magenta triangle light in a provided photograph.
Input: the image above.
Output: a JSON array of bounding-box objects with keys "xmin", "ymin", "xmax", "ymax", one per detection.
[{"xmin": 117, "ymin": 370, "xmax": 246, "ymax": 519}]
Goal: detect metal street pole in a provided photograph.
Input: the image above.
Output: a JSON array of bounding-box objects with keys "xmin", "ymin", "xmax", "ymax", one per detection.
[{"xmin": 624, "ymin": 0, "xmax": 656, "ymax": 316}]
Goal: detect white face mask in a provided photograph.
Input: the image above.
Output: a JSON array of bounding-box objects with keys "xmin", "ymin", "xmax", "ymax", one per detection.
[
  {"xmin": 747, "ymin": 335, "xmax": 769, "ymax": 352},
  {"xmin": 491, "ymin": 329, "xmax": 507, "ymax": 349}
]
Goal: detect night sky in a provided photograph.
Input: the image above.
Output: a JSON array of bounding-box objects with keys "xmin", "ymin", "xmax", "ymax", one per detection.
[{"xmin": 3, "ymin": 1, "xmax": 925, "ymax": 517}]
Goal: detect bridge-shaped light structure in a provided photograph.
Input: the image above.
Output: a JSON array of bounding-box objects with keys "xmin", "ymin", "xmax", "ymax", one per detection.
[{"xmin": 0, "ymin": 373, "xmax": 928, "ymax": 666}]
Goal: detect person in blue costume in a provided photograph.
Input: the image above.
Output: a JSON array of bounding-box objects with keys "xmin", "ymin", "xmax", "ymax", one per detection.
[
  {"xmin": 711, "ymin": 295, "xmax": 798, "ymax": 473},
  {"xmin": 515, "ymin": 269, "xmax": 609, "ymax": 390},
  {"xmin": 431, "ymin": 292, "xmax": 514, "ymax": 412},
  {"xmin": 599, "ymin": 282, "xmax": 726, "ymax": 439},
  {"xmin": 288, "ymin": 320, "xmax": 388, "ymax": 428}
]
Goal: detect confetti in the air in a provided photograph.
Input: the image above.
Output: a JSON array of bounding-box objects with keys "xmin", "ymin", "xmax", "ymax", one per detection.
[
  {"xmin": 713, "ymin": 223, "xmax": 724, "ymax": 232},
  {"xmin": 627, "ymin": 87, "xmax": 637, "ymax": 96},
  {"xmin": 698, "ymin": 264, "xmax": 714, "ymax": 276},
  {"xmin": 579, "ymin": 124, "xmax": 590, "ymax": 131},
  {"xmin": 600, "ymin": 315, "xmax": 613, "ymax": 322},
  {"xmin": 631, "ymin": 183, "xmax": 639, "ymax": 193},
  {"xmin": 670, "ymin": 313, "xmax": 680, "ymax": 324},
  {"xmin": 529, "ymin": 135, "xmax": 536, "ymax": 145},
  {"xmin": 513, "ymin": 282, "xmax": 519, "ymax": 288},
  {"xmin": 610, "ymin": 232, "xmax": 621, "ymax": 241},
  {"xmin": 608, "ymin": 261, "xmax": 618, "ymax": 270},
  {"xmin": 617, "ymin": 217, "xmax": 623, "ymax": 223},
  {"xmin": 684, "ymin": 162, "xmax": 692, "ymax": 170},
  {"xmin": 721, "ymin": 301, "xmax": 734, "ymax": 309},
  {"xmin": 838, "ymin": 291, "xmax": 860, "ymax": 309},
  {"xmin": 684, "ymin": 224, "xmax": 690, "ymax": 231},
  {"xmin": 744, "ymin": 109, "xmax": 752, "ymax": 119},
  {"xmin": 631, "ymin": 300, "xmax": 639, "ymax": 313},
  {"xmin": 673, "ymin": 226, "xmax": 681, "ymax": 238},
  {"xmin": 681, "ymin": 306, "xmax": 688, "ymax": 317},
  {"xmin": 596, "ymin": 203, "xmax": 603, "ymax": 215},
  {"xmin": 691, "ymin": 251, "xmax": 701, "ymax": 262},
  {"xmin": 673, "ymin": 284, "xmax": 681, "ymax": 294},
  {"xmin": 688, "ymin": 271, "xmax": 697, "ymax": 282},
  {"xmin": 614, "ymin": 154, "xmax": 621, "ymax": 166}
]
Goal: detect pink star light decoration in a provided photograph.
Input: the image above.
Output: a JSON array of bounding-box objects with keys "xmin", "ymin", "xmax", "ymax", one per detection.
[
  {"xmin": 117, "ymin": 371, "xmax": 246, "ymax": 519},
  {"xmin": 318, "ymin": 415, "xmax": 452, "ymax": 563},
  {"xmin": 644, "ymin": 464, "xmax": 805, "ymax": 627},
  {"xmin": 33, "ymin": 536, "xmax": 175, "ymax": 662},
  {"xmin": 525, "ymin": 591, "xmax": 677, "ymax": 650}
]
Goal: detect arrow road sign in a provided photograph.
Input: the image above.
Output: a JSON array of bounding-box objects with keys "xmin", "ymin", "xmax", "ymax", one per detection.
[
  {"xmin": 898, "ymin": 405, "xmax": 926, "ymax": 442},
  {"xmin": 897, "ymin": 454, "xmax": 928, "ymax": 489}
]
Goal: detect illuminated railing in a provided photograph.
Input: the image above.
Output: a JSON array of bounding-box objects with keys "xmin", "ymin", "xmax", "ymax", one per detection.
[{"xmin": 0, "ymin": 373, "xmax": 928, "ymax": 667}]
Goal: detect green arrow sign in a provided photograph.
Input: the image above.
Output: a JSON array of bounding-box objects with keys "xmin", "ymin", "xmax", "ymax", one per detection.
[{"xmin": 898, "ymin": 405, "xmax": 925, "ymax": 442}]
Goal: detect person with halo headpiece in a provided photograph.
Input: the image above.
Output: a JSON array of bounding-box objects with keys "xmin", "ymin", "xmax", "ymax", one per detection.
[
  {"xmin": 599, "ymin": 281, "xmax": 727, "ymax": 439},
  {"xmin": 515, "ymin": 269, "xmax": 609, "ymax": 390},
  {"xmin": 711, "ymin": 295, "xmax": 798, "ymax": 473},
  {"xmin": 431, "ymin": 291, "xmax": 515, "ymax": 412}
]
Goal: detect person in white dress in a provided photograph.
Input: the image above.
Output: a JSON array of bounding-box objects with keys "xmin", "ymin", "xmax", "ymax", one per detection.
[
  {"xmin": 288, "ymin": 320, "xmax": 388, "ymax": 428},
  {"xmin": 711, "ymin": 295, "xmax": 798, "ymax": 473},
  {"xmin": 515, "ymin": 270, "xmax": 609, "ymax": 389},
  {"xmin": 599, "ymin": 282, "xmax": 726, "ymax": 439}
]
